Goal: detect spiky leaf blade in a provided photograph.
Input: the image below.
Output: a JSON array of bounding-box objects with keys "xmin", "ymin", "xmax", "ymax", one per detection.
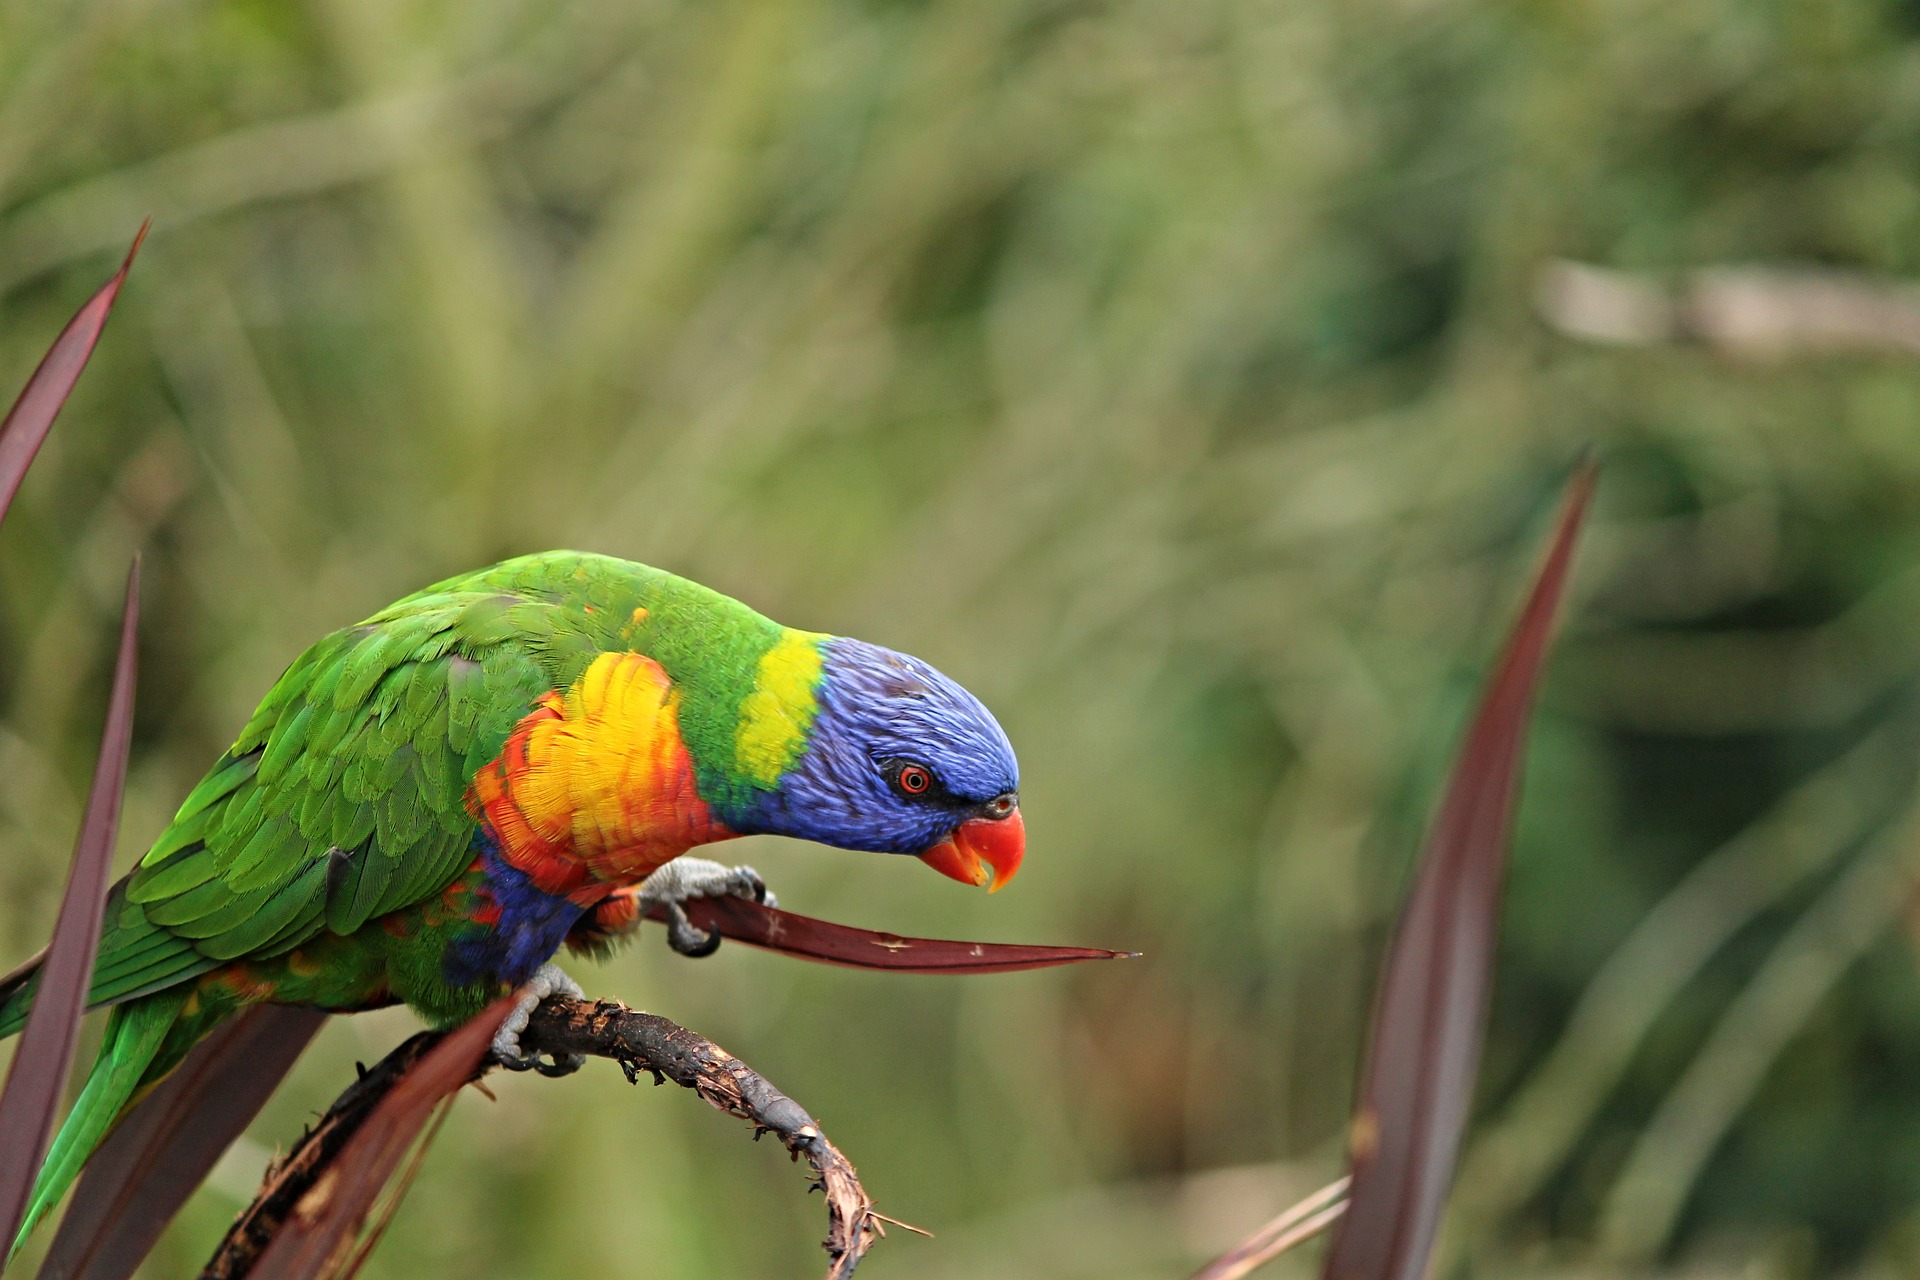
[
  {"xmin": 1320, "ymin": 461, "xmax": 1596, "ymax": 1280},
  {"xmin": 0, "ymin": 562, "xmax": 140, "ymax": 1249},
  {"xmin": 247, "ymin": 998, "xmax": 514, "ymax": 1280},
  {"xmin": 662, "ymin": 897, "xmax": 1138, "ymax": 974},
  {"xmin": 36, "ymin": 1005, "xmax": 324, "ymax": 1280},
  {"xmin": 0, "ymin": 224, "xmax": 146, "ymax": 527}
]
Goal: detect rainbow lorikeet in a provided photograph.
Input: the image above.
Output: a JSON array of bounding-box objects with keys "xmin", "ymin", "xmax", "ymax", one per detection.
[{"xmin": 0, "ymin": 551, "xmax": 1024, "ymax": 1248}]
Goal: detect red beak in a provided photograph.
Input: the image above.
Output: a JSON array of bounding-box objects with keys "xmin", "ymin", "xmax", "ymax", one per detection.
[{"xmin": 918, "ymin": 808, "xmax": 1025, "ymax": 892}]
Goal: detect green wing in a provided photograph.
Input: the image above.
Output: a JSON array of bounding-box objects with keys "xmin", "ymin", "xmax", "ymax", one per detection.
[
  {"xmin": 84, "ymin": 584, "xmax": 604, "ymax": 1009},
  {"xmin": 0, "ymin": 556, "xmax": 682, "ymax": 1036}
]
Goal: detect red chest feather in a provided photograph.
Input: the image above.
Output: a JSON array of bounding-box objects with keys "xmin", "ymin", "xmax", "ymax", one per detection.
[{"xmin": 466, "ymin": 651, "xmax": 733, "ymax": 898}]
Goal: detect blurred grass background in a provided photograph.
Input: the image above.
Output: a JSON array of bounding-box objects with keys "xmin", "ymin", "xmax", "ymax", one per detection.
[{"xmin": 5, "ymin": 0, "xmax": 1920, "ymax": 1276}]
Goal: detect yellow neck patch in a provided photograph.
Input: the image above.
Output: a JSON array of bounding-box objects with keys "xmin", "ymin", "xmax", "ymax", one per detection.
[{"xmin": 733, "ymin": 629, "xmax": 826, "ymax": 787}]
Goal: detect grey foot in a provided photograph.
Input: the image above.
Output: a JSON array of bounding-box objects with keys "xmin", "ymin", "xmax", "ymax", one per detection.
[
  {"xmin": 491, "ymin": 962, "xmax": 586, "ymax": 1076},
  {"xmin": 638, "ymin": 857, "xmax": 776, "ymax": 958}
]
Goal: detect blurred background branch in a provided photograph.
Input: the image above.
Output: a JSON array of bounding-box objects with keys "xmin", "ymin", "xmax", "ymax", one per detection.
[{"xmin": 1538, "ymin": 259, "xmax": 1920, "ymax": 360}]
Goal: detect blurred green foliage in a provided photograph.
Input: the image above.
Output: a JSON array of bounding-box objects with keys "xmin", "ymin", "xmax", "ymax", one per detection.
[{"xmin": 5, "ymin": 0, "xmax": 1920, "ymax": 1276}]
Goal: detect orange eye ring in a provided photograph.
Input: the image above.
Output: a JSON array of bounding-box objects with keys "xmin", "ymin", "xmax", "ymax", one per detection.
[{"xmin": 898, "ymin": 765, "xmax": 931, "ymax": 795}]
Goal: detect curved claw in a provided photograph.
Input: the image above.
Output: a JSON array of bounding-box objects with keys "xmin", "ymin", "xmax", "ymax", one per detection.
[
  {"xmin": 737, "ymin": 866, "xmax": 775, "ymax": 907},
  {"xmin": 491, "ymin": 962, "xmax": 587, "ymax": 1074},
  {"xmin": 665, "ymin": 901, "xmax": 722, "ymax": 957},
  {"xmin": 492, "ymin": 1045, "xmax": 586, "ymax": 1077},
  {"xmin": 532, "ymin": 1050, "xmax": 586, "ymax": 1077}
]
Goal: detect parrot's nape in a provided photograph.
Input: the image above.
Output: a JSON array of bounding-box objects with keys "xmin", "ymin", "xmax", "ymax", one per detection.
[{"xmin": 0, "ymin": 551, "xmax": 1025, "ymax": 1252}]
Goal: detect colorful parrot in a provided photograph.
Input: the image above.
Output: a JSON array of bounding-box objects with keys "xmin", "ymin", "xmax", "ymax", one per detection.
[{"xmin": 0, "ymin": 551, "xmax": 1024, "ymax": 1250}]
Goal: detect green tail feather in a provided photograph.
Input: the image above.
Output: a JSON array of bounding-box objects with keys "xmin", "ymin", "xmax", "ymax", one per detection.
[
  {"xmin": 9, "ymin": 989, "xmax": 187, "ymax": 1256},
  {"xmin": 0, "ymin": 878, "xmax": 215, "ymax": 1040},
  {"xmin": 0, "ymin": 960, "xmax": 39, "ymax": 1040}
]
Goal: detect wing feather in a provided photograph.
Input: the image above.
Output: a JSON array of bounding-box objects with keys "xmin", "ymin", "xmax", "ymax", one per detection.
[
  {"xmin": 125, "ymin": 847, "xmax": 216, "ymax": 900},
  {"xmin": 199, "ymin": 861, "xmax": 327, "ymax": 960},
  {"xmin": 66, "ymin": 570, "xmax": 621, "ymax": 1013},
  {"xmin": 118, "ymin": 593, "xmax": 556, "ymax": 973}
]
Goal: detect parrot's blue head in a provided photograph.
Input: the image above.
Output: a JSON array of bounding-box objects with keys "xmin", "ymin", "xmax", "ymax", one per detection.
[{"xmin": 742, "ymin": 637, "xmax": 1024, "ymax": 890}]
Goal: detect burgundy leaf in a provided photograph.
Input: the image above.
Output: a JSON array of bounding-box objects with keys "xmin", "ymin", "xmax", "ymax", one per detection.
[
  {"xmin": 655, "ymin": 896, "xmax": 1138, "ymax": 974},
  {"xmin": 37, "ymin": 1005, "xmax": 324, "ymax": 1280},
  {"xmin": 1320, "ymin": 461, "xmax": 1596, "ymax": 1280},
  {"xmin": 0, "ymin": 222, "xmax": 147, "ymax": 527},
  {"xmin": 247, "ymin": 997, "xmax": 514, "ymax": 1280},
  {"xmin": 0, "ymin": 561, "xmax": 140, "ymax": 1249}
]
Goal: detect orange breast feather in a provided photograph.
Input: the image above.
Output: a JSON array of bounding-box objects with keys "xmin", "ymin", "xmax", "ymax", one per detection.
[{"xmin": 469, "ymin": 652, "xmax": 731, "ymax": 900}]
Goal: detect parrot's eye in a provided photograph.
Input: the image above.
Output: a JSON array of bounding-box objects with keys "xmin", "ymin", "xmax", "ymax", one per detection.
[{"xmin": 881, "ymin": 757, "xmax": 954, "ymax": 803}]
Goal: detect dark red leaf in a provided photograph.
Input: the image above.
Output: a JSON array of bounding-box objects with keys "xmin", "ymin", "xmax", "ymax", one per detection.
[
  {"xmin": 1320, "ymin": 461, "xmax": 1596, "ymax": 1280},
  {"xmin": 247, "ymin": 997, "xmax": 514, "ymax": 1280},
  {"xmin": 656, "ymin": 896, "xmax": 1138, "ymax": 974},
  {"xmin": 37, "ymin": 1005, "xmax": 324, "ymax": 1280},
  {"xmin": 0, "ymin": 222, "xmax": 147, "ymax": 527},
  {"xmin": 0, "ymin": 561, "xmax": 140, "ymax": 1249}
]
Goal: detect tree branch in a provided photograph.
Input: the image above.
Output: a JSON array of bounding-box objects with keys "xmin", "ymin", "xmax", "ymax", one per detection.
[
  {"xmin": 521, "ymin": 998, "xmax": 881, "ymax": 1276},
  {"xmin": 199, "ymin": 996, "xmax": 881, "ymax": 1280}
]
